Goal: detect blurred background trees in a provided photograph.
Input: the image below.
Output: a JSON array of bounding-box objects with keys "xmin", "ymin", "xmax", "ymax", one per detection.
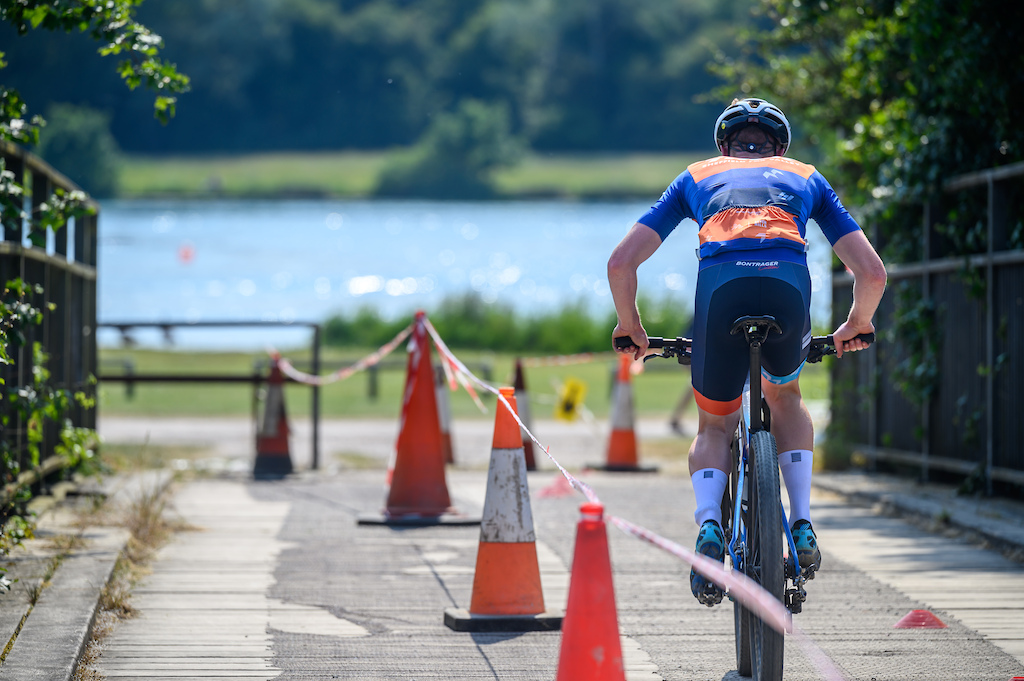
[
  {"xmin": 2, "ymin": 0, "xmax": 1021, "ymax": 208},
  {"xmin": 0, "ymin": 0, "xmax": 749, "ymax": 155}
]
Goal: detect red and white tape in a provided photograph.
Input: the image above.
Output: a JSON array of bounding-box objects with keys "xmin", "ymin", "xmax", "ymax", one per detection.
[
  {"xmin": 424, "ymin": 314, "xmax": 850, "ymax": 680},
  {"xmin": 272, "ymin": 322, "xmax": 414, "ymax": 387},
  {"xmin": 520, "ymin": 352, "xmax": 613, "ymax": 368}
]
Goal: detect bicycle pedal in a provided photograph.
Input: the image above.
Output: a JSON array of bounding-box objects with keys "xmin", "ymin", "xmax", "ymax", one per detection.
[{"xmin": 698, "ymin": 586, "xmax": 724, "ymax": 608}]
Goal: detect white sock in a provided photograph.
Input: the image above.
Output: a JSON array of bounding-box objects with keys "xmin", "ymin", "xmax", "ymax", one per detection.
[
  {"xmin": 778, "ymin": 449, "xmax": 813, "ymax": 524},
  {"xmin": 692, "ymin": 468, "xmax": 728, "ymax": 527}
]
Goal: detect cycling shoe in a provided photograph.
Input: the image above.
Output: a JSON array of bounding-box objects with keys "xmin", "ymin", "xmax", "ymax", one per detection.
[
  {"xmin": 690, "ymin": 520, "xmax": 725, "ymax": 606},
  {"xmin": 791, "ymin": 519, "xmax": 821, "ymax": 578}
]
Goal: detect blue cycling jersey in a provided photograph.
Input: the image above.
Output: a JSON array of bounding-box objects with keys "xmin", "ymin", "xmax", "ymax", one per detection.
[{"xmin": 637, "ymin": 156, "xmax": 861, "ymax": 261}]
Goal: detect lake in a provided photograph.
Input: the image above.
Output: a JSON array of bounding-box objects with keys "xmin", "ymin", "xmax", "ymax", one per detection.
[{"xmin": 96, "ymin": 198, "xmax": 835, "ymax": 349}]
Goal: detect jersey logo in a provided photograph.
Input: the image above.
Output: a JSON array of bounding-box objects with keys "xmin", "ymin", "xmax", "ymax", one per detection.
[{"xmin": 763, "ymin": 169, "xmax": 784, "ymax": 179}]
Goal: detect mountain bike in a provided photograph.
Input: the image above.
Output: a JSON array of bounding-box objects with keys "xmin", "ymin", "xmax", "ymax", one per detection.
[{"xmin": 617, "ymin": 319, "xmax": 873, "ymax": 680}]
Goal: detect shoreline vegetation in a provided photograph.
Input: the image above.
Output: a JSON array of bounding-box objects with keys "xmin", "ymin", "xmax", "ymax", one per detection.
[{"xmin": 117, "ymin": 150, "xmax": 705, "ymax": 201}]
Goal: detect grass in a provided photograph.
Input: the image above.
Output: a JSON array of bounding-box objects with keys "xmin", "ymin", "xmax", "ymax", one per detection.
[
  {"xmin": 117, "ymin": 150, "xmax": 704, "ymax": 200},
  {"xmin": 97, "ymin": 346, "xmax": 832, "ymax": 420}
]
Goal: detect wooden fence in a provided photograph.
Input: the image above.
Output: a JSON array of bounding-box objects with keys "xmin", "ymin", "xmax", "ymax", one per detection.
[
  {"xmin": 0, "ymin": 141, "xmax": 98, "ymax": 502},
  {"xmin": 831, "ymin": 161, "xmax": 1024, "ymax": 493}
]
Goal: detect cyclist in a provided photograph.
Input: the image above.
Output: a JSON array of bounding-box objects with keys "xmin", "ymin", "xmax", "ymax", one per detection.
[{"xmin": 607, "ymin": 97, "xmax": 887, "ymax": 605}]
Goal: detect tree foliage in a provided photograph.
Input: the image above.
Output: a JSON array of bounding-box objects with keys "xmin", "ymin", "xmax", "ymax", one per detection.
[
  {"xmin": 37, "ymin": 103, "xmax": 122, "ymax": 197},
  {"xmin": 712, "ymin": 0, "xmax": 1024, "ymax": 261},
  {"xmin": 0, "ymin": 0, "xmax": 183, "ymax": 548},
  {"xmin": 0, "ymin": 0, "xmax": 189, "ymax": 129},
  {"xmin": 0, "ymin": 0, "xmax": 748, "ymax": 154}
]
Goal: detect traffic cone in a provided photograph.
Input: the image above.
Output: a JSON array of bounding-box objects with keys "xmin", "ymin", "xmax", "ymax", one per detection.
[
  {"xmin": 588, "ymin": 355, "xmax": 657, "ymax": 472},
  {"xmin": 358, "ymin": 312, "xmax": 479, "ymax": 526},
  {"xmin": 253, "ymin": 357, "xmax": 293, "ymax": 479},
  {"xmin": 893, "ymin": 609, "xmax": 947, "ymax": 629},
  {"xmin": 435, "ymin": 364, "xmax": 455, "ymax": 465},
  {"xmin": 513, "ymin": 358, "xmax": 537, "ymax": 471},
  {"xmin": 555, "ymin": 502, "xmax": 625, "ymax": 681},
  {"xmin": 445, "ymin": 387, "xmax": 562, "ymax": 632}
]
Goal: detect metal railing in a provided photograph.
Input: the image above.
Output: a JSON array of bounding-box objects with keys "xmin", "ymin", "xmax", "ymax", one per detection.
[
  {"xmin": 0, "ymin": 142, "xmax": 99, "ymax": 500},
  {"xmin": 831, "ymin": 161, "xmax": 1024, "ymax": 493},
  {"xmin": 97, "ymin": 321, "xmax": 324, "ymax": 469}
]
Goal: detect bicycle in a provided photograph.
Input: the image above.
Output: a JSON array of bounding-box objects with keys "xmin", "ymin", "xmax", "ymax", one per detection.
[{"xmin": 616, "ymin": 318, "xmax": 873, "ymax": 680}]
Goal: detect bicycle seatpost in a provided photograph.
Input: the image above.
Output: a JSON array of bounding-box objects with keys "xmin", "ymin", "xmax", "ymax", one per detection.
[{"xmin": 730, "ymin": 316, "xmax": 782, "ymax": 433}]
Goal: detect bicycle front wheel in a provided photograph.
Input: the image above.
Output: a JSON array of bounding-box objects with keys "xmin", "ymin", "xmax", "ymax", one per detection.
[
  {"xmin": 729, "ymin": 436, "xmax": 752, "ymax": 677},
  {"xmin": 747, "ymin": 429, "xmax": 784, "ymax": 680}
]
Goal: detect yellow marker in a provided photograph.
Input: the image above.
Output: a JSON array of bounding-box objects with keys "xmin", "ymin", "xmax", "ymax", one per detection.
[{"xmin": 555, "ymin": 378, "xmax": 587, "ymax": 421}]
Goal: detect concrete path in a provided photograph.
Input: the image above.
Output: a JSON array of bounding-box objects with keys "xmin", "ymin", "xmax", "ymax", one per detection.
[{"xmin": 85, "ymin": 467, "xmax": 1024, "ymax": 681}]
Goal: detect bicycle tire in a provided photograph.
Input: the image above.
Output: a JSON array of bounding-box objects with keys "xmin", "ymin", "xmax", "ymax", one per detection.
[
  {"xmin": 748, "ymin": 429, "xmax": 784, "ymax": 681},
  {"xmin": 729, "ymin": 436, "xmax": 752, "ymax": 677}
]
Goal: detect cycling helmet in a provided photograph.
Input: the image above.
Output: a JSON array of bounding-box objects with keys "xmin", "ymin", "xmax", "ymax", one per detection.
[{"xmin": 713, "ymin": 98, "xmax": 791, "ymax": 156}]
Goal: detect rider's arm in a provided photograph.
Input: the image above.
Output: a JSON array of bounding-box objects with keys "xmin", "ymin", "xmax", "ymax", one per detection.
[
  {"xmin": 607, "ymin": 223, "xmax": 663, "ymax": 359},
  {"xmin": 831, "ymin": 229, "xmax": 887, "ymax": 357}
]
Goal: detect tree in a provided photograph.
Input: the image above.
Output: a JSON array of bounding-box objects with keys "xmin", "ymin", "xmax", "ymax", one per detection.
[
  {"xmin": 711, "ymin": 0, "xmax": 1024, "ymax": 260},
  {"xmin": 37, "ymin": 103, "xmax": 121, "ymax": 197},
  {"xmin": 375, "ymin": 98, "xmax": 524, "ymax": 198},
  {"xmin": 0, "ymin": 1, "xmax": 188, "ymax": 541}
]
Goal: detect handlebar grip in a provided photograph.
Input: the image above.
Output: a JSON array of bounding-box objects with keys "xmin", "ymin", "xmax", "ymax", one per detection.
[
  {"xmin": 830, "ymin": 332, "xmax": 874, "ymax": 345},
  {"xmin": 614, "ymin": 336, "xmax": 666, "ymax": 349}
]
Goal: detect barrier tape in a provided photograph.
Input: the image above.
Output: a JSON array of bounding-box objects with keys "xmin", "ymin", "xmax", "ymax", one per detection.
[
  {"xmin": 423, "ymin": 314, "xmax": 849, "ymax": 680},
  {"xmin": 607, "ymin": 515, "xmax": 792, "ymax": 635},
  {"xmin": 272, "ymin": 314, "xmax": 837, "ymax": 676},
  {"xmin": 520, "ymin": 352, "xmax": 612, "ymax": 368},
  {"xmin": 272, "ymin": 322, "xmax": 414, "ymax": 386}
]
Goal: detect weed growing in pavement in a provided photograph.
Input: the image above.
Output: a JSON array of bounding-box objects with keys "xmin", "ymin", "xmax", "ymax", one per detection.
[{"xmin": 73, "ymin": 478, "xmax": 196, "ymax": 681}]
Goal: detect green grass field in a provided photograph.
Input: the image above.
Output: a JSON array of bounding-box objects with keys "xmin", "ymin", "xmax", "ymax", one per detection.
[
  {"xmin": 118, "ymin": 151, "xmax": 704, "ymax": 200},
  {"xmin": 97, "ymin": 346, "xmax": 831, "ymax": 421}
]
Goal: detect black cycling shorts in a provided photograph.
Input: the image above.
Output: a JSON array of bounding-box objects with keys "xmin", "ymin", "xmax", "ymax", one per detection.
[{"xmin": 690, "ymin": 257, "xmax": 811, "ymax": 416}]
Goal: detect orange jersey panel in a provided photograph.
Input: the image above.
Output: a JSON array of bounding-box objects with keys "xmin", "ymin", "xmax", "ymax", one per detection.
[
  {"xmin": 688, "ymin": 156, "xmax": 817, "ymax": 184},
  {"xmin": 699, "ymin": 205, "xmax": 807, "ymax": 248}
]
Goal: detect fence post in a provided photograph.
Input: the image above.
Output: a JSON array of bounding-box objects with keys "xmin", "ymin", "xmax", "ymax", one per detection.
[
  {"xmin": 920, "ymin": 199, "xmax": 939, "ymax": 482},
  {"xmin": 311, "ymin": 324, "xmax": 321, "ymax": 471}
]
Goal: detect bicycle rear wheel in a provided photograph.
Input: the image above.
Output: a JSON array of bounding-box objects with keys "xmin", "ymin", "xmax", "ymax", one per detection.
[{"xmin": 747, "ymin": 429, "xmax": 784, "ymax": 680}]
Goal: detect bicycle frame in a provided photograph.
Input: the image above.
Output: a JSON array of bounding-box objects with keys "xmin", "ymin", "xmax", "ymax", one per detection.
[{"xmin": 728, "ymin": 374, "xmax": 806, "ymax": 591}]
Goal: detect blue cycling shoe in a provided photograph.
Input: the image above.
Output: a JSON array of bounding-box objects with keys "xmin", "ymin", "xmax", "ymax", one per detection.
[
  {"xmin": 791, "ymin": 519, "xmax": 821, "ymax": 578},
  {"xmin": 690, "ymin": 520, "xmax": 725, "ymax": 606}
]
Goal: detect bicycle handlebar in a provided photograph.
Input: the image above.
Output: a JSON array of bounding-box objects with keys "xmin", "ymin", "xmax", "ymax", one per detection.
[{"xmin": 613, "ymin": 332, "xmax": 875, "ymax": 365}]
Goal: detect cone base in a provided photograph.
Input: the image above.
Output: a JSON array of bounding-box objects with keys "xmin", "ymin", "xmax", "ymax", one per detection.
[
  {"xmin": 356, "ymin": 511, "xmax": 481, "ymax": 527},
  {"xmin": 584, "ymin": 463, "xmax": 659, "ymax": 473},
  {"xmin": 444, "ymin": 607, "xmax": 563, "ymax": 632},
  {"xmin": 253, "ymin": 454, "xmax": 293, "ymax": 480}
]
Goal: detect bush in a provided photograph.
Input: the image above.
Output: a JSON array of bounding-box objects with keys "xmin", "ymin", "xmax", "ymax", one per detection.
[
  {"xmin": 36, "ymin": 104, "xmax": 121, "ymax": 197},
  {"xmin": 323, "ymin": 291, "xmax": 688, "ymax": 355},
  {"xmin": 375, "ymin": 99, "xmax": 524, "ymax": 199}
]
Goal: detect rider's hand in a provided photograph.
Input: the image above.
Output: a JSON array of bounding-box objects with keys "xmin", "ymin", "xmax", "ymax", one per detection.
[
  {"xmin": 832, "ymin": 320, "xmax": 874, "ymax": 358},
  {"xmin": 612, "ymin": 323, "xmax": 649, "ymax": 361}
]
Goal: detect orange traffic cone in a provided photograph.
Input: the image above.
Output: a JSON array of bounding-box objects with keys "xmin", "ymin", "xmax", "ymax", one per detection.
[
  {"xmin": 588, "ymin": 355, "xmax": 657, "ymax": 472},
  {"xmin": 555, "ymin": 502, "xmax": 625, "ymax": 681},
  {"xmin": 445, "ymin": 387, "xmax": 562, "ymax": 632},
  {"xmin": 253, "ymin": 357, "xmax": 293, "ymax": 479},
  {"xmin": 435, "ymin": 364, "xmax": 455, "ymax": 465},
  {"xmin": 358, "ymin": 312, "xmax": 479, "ymax": 526},
  {"xmin": 513, "ymin": 358, "xmax": 537, "ymax": 471}
]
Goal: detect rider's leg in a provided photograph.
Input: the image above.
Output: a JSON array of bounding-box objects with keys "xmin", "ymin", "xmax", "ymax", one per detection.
[
  {"xmin": 762, "ymin": 377, "xmax": 813, "ymax": 522},
  {"xmin": 763, "ymin": 377, "xmax": 822, "ymax": 573},
  {"xmin": 688, "ymin": 406, "xmax": 739, "ymax": 525},
  {"xmin": 688, "ymin": 406, "xmax": 739, "ymax": 604}
]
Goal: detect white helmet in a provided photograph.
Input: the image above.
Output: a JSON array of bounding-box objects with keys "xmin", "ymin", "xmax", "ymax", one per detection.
[{"xmin": 713, "ymin": 98, "xmax": 792, "ymax": 155}]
